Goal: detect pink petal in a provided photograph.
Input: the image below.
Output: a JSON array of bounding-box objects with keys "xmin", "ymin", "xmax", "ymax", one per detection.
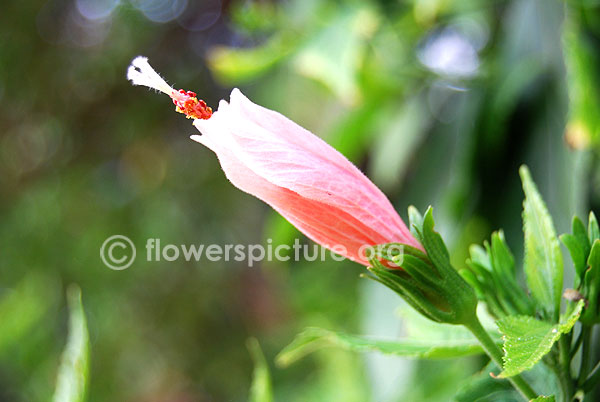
[{"xmin": 192, "ymin": 89, "xmax": 422, "ymax": 265}]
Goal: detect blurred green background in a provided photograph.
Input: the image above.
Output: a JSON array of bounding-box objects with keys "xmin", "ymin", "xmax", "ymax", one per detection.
[{"xmin": 1, "ymin": 0, "xmax": 599, "ymax": 401}]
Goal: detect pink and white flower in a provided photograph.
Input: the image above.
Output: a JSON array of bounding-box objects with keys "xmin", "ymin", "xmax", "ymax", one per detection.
[{"xmin": 128, "ymin": 56, "xmax": 422, "ymax": 265}]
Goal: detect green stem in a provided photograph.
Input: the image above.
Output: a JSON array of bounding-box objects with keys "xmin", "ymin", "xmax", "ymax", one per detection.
[
  {"xmin": 570, "ymin": 329, "xmax": 583, "ymax": 360},
  {"xmin": 578, "ymin": 326, "xmax": 592, "ymax": 387},
  {"xmin": 464, "ymin": 317, "xmax": 537, "ymax": 400},
  {"xmin": 559, "ymin": 335, "xmax": 574, "ymax": 401},
  {"xmin": 549, "ymin": 360, "xmax": 571, "ymax": 402},
  {"xmin": 582, "ymin": 360, "xmax": 600, "ymax": 393}
]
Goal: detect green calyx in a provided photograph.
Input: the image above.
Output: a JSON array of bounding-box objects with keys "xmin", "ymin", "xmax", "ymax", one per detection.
[{"xmin": 365, "ymin": 207, "xmax": 477, "ymax": 325}]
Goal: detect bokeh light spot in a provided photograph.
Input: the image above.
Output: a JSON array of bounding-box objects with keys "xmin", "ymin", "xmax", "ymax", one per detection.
[{"xmin": 76, "ymin": 0, "xmax": 120, "ymax": 21}]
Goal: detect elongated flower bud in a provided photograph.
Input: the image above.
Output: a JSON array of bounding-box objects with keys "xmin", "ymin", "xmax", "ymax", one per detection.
[{"xmin": 127, "ymin": 57, "xmax": 422, "ymax": 265}]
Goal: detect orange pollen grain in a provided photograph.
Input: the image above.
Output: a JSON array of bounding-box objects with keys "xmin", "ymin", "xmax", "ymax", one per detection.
[{"xmin": 170, "ymin": 89, "xmax": 212, "ymax": 120}]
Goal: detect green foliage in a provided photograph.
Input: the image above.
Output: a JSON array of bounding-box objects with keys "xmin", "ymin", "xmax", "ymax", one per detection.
[
  {"xmin": 560, "ymin": 212, "xmax": 600, "ymax": 324},
  {"xmin": 580, "ymin": 240, "xmax": 600, "ymax": 324},
  {"xmin": 276, "ymin": 327, "xmax": 483, "ymax": 367},
  {"xmin": 210, "ymin": 3, "xmax": 379, "ymax": 105},
  {"xmin": 208, "ymin": 34, "xmax": 298, "ymax": 84},
  {"xmin": 496, "ymin": 301, "xmax": 584, "ymax": 378},
  {"xmin": 454, "ymin": 362, "xmax": 516, "ymax": 402},
  {"xmin": 529, "ymin": 396, "xmax": 555, "ymax": 402},
  {"xmin": 247, "ymin": 338, "xmax": 273, "ymax": 402},
  {"xmin": 456, "ymin": 361, "xmax": 560, "ymax": 402},
  {"xmin": 0, "ymin": 273, "xmax": 58, "ymax": 354},
  {"xmin": 292, "ymin": 6, "xmax": 378, "ymax": 104},
  {"xmin": 520, "ymin": 166, "xmax": 564, "ymax": 321},
  {"xmin": 52, "ymin": 286, "xmax": 89, "ymax": 402},
  {"xmin": 398, "ymin": 303, "xmax": 501, "ymax": 343},
  {"xmin": 463, "ymin": 230, "xmax": 534, "ymax": 318},
  {"xmin": 560, "ymin": 216, "xmax": 590, "ymax": 285},
  {"xmin": 230, "ymin": 2, "xmax": 281, "ymax": 33},
  {"xmin": 588, "ymin": 212, "xmax": 600, "ymax": 242},
  {"xmin": 2, "ymin": 0, "xmax": 598, "ymax": 400}
]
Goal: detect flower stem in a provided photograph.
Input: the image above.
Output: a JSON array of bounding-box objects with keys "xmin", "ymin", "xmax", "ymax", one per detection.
[
  {"xmin": 578, "ymin": 326, "xmax": 592, "ymax": 387},
  {"xmin": 464, "ymin": 317, "xmax": 537, "ymax": 400}
]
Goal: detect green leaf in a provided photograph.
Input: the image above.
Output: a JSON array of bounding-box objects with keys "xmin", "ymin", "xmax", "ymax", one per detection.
[
  {"xmin": 530, "ymin": 396, "xmax": 555, "ymax": 402},
  {"xmin": 589, "ymin": 212, "xmax": 599, "ymax": 242},
  {"xmin": 457, "ymin": 359, "xmax": 559, "ymax": 402},
  {"xmin": 397, "ymin": 304, "xmax": 501, "ymax": 342},
  {"xmin": 230, "ymin": 2, "xmax": 280, "ymax": 33},
  {"xmin": 454, "ymin": 362, "xmax": 515, "ymax": 402},
  {"xmin": 465, "ymin": 230, "xmax": 534, "ymax": 319},
  {"xmin": 581, "ymin": 239, "xmax": 600, "ymax": 324},
  {"xmin": 247, "ymin": 338, "xmax": 273, "ymax": 402},
  {"xmin": 520, "ymin": 165, "xmax": 563, "ymax": 319},
  {"xmin": 0, "ymin": 274, "xmax": 58, "ymax": 354},
  {"xmin": 561, "ymin": 233, "xmax": 587, "ymax": 281},
  {"xmin": 490, "ymin": 230, "xmax": 516, "ymax": 278},
  {"xmin": 468, "ymin": 244, "xmax": 491, "ymax": 269},
  {"xmin": 459, "ymin": 268, "xmax": 486, "ymax": 301},
  {"xmin": 207, "ymin": 34, "xmax": 297, "ymax": 84},
  {"xmin": 497, "ymin": 300, "xmax": 584, "ymax": 378},
  {"xmin": 293, "ymin": 6, "xmax": 379, "ymax": 104},
  {"xmin": 276, "ymin": 327, "xmax": 483, "ymax": 367},
  {"xmin": 561, "ymin": 216, "xmax": 591, "ymax": 285},
  {"xmin": 52, "ymin": 285, "xmax": 89, "ymax": 402},
  {"xmin": 572, "ymin": 215, "xmax": 591, "ymax": 256}
]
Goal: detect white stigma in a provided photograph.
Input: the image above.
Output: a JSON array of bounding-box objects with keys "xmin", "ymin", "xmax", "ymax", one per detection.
[{"xmin": 127, "ymin": 56, "xmax": 173, "ymax": 95}]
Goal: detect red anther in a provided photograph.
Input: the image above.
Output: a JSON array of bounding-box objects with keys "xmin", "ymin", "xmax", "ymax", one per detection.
[{"xmin": 170, "ymin": 89, "xmax": 212, "ymax": 120}]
